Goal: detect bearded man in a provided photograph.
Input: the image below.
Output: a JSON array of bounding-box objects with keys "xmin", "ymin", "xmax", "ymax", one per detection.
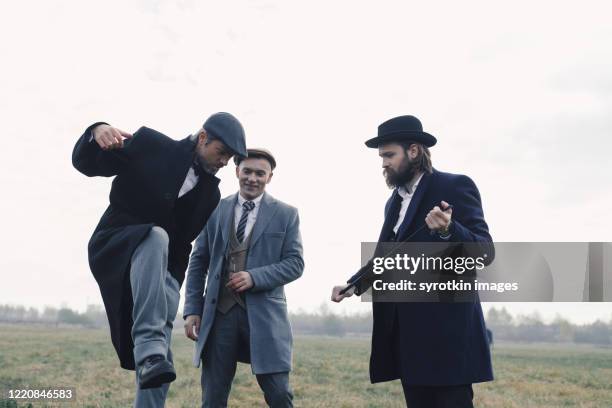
[{"xmin": 332, "ymin": 115, "xmax": 494, "ymax": 408}]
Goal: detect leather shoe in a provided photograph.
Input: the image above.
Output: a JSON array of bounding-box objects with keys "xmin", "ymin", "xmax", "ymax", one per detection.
[{"xmin": 138, "ymin": 355, "xmax": 176, "ymax": 389}]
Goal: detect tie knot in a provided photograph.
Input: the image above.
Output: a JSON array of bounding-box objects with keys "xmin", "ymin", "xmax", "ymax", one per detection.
[{"xmin": 242, "ymin": 200, "xmax": 255, "ymax": 212}]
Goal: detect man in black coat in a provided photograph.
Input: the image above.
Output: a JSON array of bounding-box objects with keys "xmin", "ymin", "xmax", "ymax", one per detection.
[
  {"xmin": 332, "ymin": 115, "xmax": 494, "ymax": 408},
  {"xmin": 72, "ymin": 112, "xmax": 247, "ymax": 407}
]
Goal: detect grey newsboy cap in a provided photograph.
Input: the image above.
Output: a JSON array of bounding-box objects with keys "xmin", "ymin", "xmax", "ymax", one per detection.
[{"xmin": 203, "ymin": 112, "xmax": 247, "ymax": 157}]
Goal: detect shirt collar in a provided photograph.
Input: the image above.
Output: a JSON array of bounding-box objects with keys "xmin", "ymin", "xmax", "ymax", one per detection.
[{"xmin": 238, "ymin": 191, "xmax": 264, "ymax": 207}]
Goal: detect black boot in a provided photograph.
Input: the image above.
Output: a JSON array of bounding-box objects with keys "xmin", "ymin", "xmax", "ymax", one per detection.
[{"xmin": 138, "ymin": 355, "xmax": 176, "ymax": 389}]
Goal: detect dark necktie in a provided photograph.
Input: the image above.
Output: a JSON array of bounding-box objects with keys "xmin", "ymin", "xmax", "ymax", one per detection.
[{"xmin": 236, "ymin": 200, "xmax": 256, "ymax": 243}]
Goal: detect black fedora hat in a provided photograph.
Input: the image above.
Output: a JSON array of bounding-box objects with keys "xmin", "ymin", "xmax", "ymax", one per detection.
[{"xmin": 365, "ymin": 115, "xmax": 437, "ymax": 148}]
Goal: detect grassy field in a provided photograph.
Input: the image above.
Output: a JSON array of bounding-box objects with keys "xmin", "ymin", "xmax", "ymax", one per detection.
[{"xmin": 0, "ymin": 325, "xmax": 611, "ymax": 407}]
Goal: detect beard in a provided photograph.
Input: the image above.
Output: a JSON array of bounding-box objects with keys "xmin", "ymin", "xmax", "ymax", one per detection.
[
  {"xmin": 384, "ymin": 156, "xmax": 417, "ymax": 189},
  {"xmin": 195, "ymin": 157, "xmax": 219, "ymax": 175}
]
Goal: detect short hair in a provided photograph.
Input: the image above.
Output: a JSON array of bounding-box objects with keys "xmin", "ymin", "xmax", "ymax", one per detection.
[
  {"xmin": 234, "ymin": 148, "xmax": 276, "ymax": 170},
  {"xmin": 190, "ymin": 128, "xmax": 218, "ymax": 144},
  {"xmin": 397, "ymin": 141, "xmax": 433, "ymax": 174}
]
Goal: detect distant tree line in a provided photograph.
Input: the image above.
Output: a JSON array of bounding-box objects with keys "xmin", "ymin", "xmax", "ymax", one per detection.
[
  {"xmin": 1, "ymin": 304, "xmax": 611, "ymax": 345},
  {"xmin": 486, "ymin": 307, "xmax": 612, "ymax": 346},
  {"xmin": 0, "ymin": 304, "xmax": 107, "ymax": 328}
]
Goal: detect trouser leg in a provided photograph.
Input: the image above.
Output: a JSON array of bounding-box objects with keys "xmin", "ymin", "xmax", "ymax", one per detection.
[
  {"xmin": 130, "ymin": 226, "xmax": 172, "ymax": 364},
  {"xmin": 401, "ymin": 381, "xmax": 474, "ymax": 408},
  {"xmin": 435, "ymin": 384, "xmax": 474, "ymax": 408},
  {"xmin": 133, "ymin": 269, "xmax": 180, "ymax": 407},
  {"xmin": 130, "ymin": 227, "xmax": 180, "ymax": 407},
  {"xmin": 201, "ymin": 307, "xmax": 240, "ymax": 408},
  {"xmin": 256, "ymin": 372, "xmax": 293, "ymax": 408},
  {"xmin": 236, "ymin": 306, "xmax": 292, "ymax": 408}
]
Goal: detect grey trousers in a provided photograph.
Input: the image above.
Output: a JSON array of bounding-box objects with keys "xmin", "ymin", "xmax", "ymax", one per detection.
[
  {"xmin": 130, "ymin": 226, "xmax": 180, "ymax": 408},
  {"xmin": 201, "ymin": 306, "xmax": 293, "ymax": 408}
]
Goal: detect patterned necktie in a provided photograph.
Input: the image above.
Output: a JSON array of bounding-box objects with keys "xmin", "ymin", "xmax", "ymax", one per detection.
[{"xmin": 236, "ymin": 200, "xmax": 256, "ymax": 243}]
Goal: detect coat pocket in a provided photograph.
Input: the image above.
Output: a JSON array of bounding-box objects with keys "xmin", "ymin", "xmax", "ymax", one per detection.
[{"xmin": 263, "ymin": 232, "xmax": 285, "ymax": 239}]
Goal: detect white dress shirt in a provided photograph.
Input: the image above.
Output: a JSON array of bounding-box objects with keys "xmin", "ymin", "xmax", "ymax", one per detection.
[
  {"xmin": 393, "ymin": 172, "xmax": 424, "ymax": 234},
  {"xmin": 234, "ymin": 193, "xmax": 264, "ymax": 238},
  {"xmin": 178, "ymin": 167, "xmax": 199, "ymax": 198}
]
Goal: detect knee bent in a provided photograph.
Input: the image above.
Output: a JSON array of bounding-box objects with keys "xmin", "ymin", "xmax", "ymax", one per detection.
[{"xmin": 148, "ymin": 226, "xmax": 170, "ymax": 248}]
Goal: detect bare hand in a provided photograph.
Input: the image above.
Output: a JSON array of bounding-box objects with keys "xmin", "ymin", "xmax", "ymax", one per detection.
[
  {"xmin": 184, "ymin": 315, "xmax": 201, "ymax": 341},
  {"xmin": 226, "ymin": 271, "xmax": 253, "ymax": 293},
  {"xmin": 425, "ymin": 200, "xmax": 453, "ymax": 233},
  {"xmin": 93, "ymin": 124, "xmax": 132, "ymax": 150},
  {"xmin": 331, "ymin": 285, "xmax": 354, "ymax": 303}
]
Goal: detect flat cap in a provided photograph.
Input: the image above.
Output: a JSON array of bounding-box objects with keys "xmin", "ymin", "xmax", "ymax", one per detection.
[
  {"xmin": 203, "ymin": 112, "xmax": 247, "ymax": 157},
  {"xmin": 234, "ymin": 147, "xmax": 276, "ymax": 170}
]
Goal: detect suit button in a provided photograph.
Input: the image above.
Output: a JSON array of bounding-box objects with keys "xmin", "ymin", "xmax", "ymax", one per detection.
[
  {"xmin": 164, "ymin": 192, "xmax": 172, "ymax": 200},
  {"xmin": 215, "ymin": 274, "xmax": 219, "ymax": 280},
  {"xmin": 211, "ymin": 298, "xmax": 216, "ymax": 304}
]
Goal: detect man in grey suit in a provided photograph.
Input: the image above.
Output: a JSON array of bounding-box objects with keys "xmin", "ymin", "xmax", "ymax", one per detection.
[{"xmin": 183, "ymin": 148, "xmax": 304, "ymax": 408}]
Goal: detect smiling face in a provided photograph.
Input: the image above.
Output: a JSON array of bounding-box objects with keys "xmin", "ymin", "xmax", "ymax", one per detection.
[
  {"xmin": 195, "ymin": 132, "xmax": 234, "ymax": 174},
  {"xmin": 236, "ymin": 157, "xmax": 273, "ymax": 200},
  {"xmin": 236, "ymin": 158, "xmax": 272, "ymax": 200}
]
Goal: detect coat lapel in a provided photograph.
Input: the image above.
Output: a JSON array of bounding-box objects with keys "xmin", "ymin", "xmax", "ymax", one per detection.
[
  {"xmin": 396, "ymin": 170, "xmax": 434, "ymax": 240},
  {"xmin": 378, "ymin": 189, "xmax": 402, "ymax": 242},
  {"xmin": 249, "ymin": 192, "xmax": 278, "ymax": 248},
  {"xmin": 219, "ymin": 193, "xmax": 238, "ymax": 248}
]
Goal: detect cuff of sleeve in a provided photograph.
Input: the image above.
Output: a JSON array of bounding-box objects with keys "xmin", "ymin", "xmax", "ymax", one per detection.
[
  {"xmin": 182, "ymin": 303, "xmax": 203, "ymax": 320},
  {"xmin": 86, "ymin": 121, "xmax": 110, "ymax": 143},
  {"xmin": 248, "ymin": 269, "xmax": 266, "ymax": 292},
  {"xmin": 246, "ymin": 271, "xmax": 255, "ymax": 290}
]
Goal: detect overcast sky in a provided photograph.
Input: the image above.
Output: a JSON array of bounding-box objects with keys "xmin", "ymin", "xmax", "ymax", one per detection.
[{"xmin": 1, "ymin": 0, "xmax": 611, "ymax": 323}]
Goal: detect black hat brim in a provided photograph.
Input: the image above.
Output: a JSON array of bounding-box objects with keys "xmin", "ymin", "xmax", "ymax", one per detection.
[{"xmin": 365, "ymin": 131, "xmax": 437, "ymax": 148}]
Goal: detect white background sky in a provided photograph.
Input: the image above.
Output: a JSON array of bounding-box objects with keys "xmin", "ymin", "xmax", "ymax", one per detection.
[{"xmin": 1, "ymin": 0, "xmax": 611, "ymax": 324}]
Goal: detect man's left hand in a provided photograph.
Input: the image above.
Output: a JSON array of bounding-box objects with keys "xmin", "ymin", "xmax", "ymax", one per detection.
[
  {"xmin": 226, "ymin": 271, "xmax": 254, "ymax": 293},
  {"xmin": 425, "ymin": 200, "xmax": 453, "ymax": 233}
]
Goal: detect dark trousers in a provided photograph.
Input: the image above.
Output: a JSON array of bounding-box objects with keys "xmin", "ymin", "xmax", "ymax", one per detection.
[
  {"xmin": 401, "ymin": 382, "xmax": 474, "ymax": 408},
  {"xmin": 389, "ymin": 306, "xmax": 474, "ymax": 408},
  {"xmin": 200, "ymin": 306, "xmax": 293, "ymax": 408}
]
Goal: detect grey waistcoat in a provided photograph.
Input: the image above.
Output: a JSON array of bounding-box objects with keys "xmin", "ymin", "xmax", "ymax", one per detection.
[{"xmin": 217, "ymin": 215, "xmax": 252, "ymax": 313}]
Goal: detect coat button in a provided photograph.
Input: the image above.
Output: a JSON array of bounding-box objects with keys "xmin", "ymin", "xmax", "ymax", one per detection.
[
  {"xmin": 215, "ymin": 274, "xmax": 219, "ymax": 280},
  {"xmin": 211, "ymin": 298, "xmax": 216, "ymax": 304},
  {"xmin": 164, "ymin": 192, "xmax": 172, "ymax": 200}
]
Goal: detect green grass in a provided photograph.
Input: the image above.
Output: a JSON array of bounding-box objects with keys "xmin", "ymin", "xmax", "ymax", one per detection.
[{"xmin": 0, "ymin": 325, "xmax": 611, "ymax": 407}]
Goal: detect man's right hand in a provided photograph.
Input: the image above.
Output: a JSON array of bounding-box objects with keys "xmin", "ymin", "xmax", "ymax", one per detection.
[
  {"xmin": 184, "ymin": 315, "xmax": 201, "ymax": 341},
  {"xmin": 331, "ymin": 285, "xmax": 355, "ymax": 303},
  {"xmin": 93, "ymin": 124, "xmax": 133, "ymax": 150}
]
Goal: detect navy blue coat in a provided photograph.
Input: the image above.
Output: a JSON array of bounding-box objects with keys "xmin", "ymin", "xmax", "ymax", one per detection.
[
  {"xmin": 353, "ymin": 169, "xmax": 494, "ymax": 386},
  {"xmin": 72, "ymin": 124, "xmax": 221, "ymax": 369}
]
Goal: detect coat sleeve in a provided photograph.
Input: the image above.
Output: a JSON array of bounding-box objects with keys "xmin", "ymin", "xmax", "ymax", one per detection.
[
  {"xmin": 447, "ymin": 175, "xmax": 495, "ymax": 264},
  {"xmin": 183, "ymin": 222, "xmax": 212, "ymax": 318},
  {"xmin": 248, "ymin": 209, "xmax": 305, "ymax": 292},
  {"xmin": 351, "ymin": 196, "xmax": 394, "ymax": 295},
  {"xmin": 71, "ymin": 122, "xmax": 133, "ymax": 177}
]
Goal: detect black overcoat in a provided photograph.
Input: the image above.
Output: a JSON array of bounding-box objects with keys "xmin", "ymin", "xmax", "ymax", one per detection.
[
  {"xmin": 352, "ymin": 169, "xmax": 495, "ymax": 386},
  {"xmin": 72, "ymin": 124, "xmax": 221, "ymax": 369}
]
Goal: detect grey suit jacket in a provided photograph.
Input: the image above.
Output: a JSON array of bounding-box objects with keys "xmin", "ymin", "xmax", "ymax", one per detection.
[{"xmin": 183, "ymin": 192, "xmax": 304, "ymax": 374}]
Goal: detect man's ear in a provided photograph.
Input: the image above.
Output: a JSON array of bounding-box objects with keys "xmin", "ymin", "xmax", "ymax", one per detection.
[
  {"xmin": 266, "ymin": 171, "xmax": 274, "ymax": 184},
  {"xmin": 235, "ymin": 165, "xmax": 240, "ymax": 178},
  {"xmin": 197, "ymin": 130, "xmax": 208, "ymax": 146},
  {"xmin": 408, "ymin": 144, "xmax": 418, "ymax": 159}
]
